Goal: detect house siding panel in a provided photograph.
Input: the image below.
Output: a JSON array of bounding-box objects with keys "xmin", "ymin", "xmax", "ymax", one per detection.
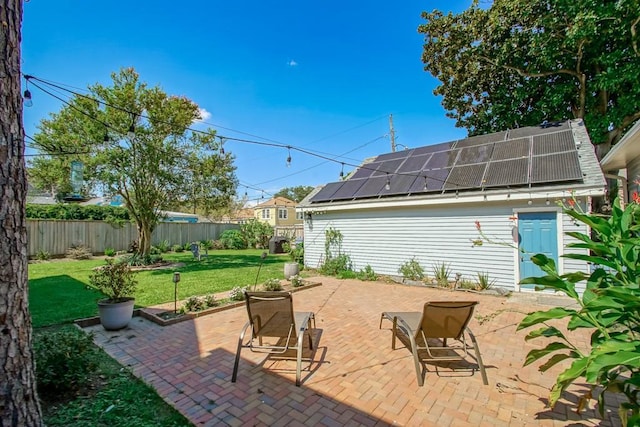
[{"xmin": 304, "ymin": 201, "xmax": 590, "ymax": 293}]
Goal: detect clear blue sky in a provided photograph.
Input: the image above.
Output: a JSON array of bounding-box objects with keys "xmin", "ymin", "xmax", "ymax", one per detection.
[{"xmin": 22, "ymin": 1, "xmax": 472, "ymax": 202}]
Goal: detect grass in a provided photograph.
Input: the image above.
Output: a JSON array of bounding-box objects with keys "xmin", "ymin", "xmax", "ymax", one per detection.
[
  {"xmin": 28, "ymin": 249, "xmax": 292, "ymax": 426},
  {"xmin": 29, "ymin": 249, "xmax": 290, "ymax": 327},
  {"xmin": 37, "ymin": 326, "xmax": 191, "ymax": 427}
]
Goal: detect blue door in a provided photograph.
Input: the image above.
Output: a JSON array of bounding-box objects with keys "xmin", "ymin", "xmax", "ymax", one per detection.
[{"xmin": 518, "ymin": 212, "xmax": 558, "ymax": 288}]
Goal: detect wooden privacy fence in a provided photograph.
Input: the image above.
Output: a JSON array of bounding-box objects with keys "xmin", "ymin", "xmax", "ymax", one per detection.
[{"xmin": 27, "ymin": 220, "xmax": 239, "ymax": 257}]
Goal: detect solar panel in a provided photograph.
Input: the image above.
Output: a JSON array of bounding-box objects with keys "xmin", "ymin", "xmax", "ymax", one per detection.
[
  {"xmin": 530, "ymin": 151, "xmax": 582, "ymax": 183},
  {"xmin": 454, "ymin": 131, "xmax": 507, "ymax": 148},
  {"xmin": 330, "ymin": 178, "xmax": 368, "ymax": 200},
  {"xmin": 352, "ymin": 176, "xmax": 387, "ymax": 198},
  {"xmin": 457, "ymin": 143, "xmax": 494, "ymax": 165},
  {"xmin": 444, "ymin": 164, "xmax": 487, "ymax": 190},
  {"xmin": 309, "ymin": 181, "xmax": 344, "ymax": 202},
  {"xmin": 425, "ymin": 150, "xmax": 459, "ymax": 169},
  {"xmin": 375, "ymin": 150, "xmax": 412, "ymax": 162},
  {"xmin": 408, "ymin": 168, "xmax": 450, "ymax": 193},
  {"xmin": 491, "ymin": 138, "xmax": 530, "ymax": 160},
  {"xmin": 532, "ymin": 130, "xmax": 575, "ymax": 155},
  {"xmin": 483, "ymin": 158, "xmax": 529, "ymax": 187},
  {"xmin": 384, "ymin": 174, "xmax": 418, "ymax": 196},
  {"xmin": 397, "ymin": 154, "xmax": 431, "ymax": 173},
  {"xmin": 371, "ymin": 158, "xmax": 407, "ymax": 176},
  {"xmin": 412, "ymin": 141, "xmax": 455, "ymax": 156},
  {"xmin": 309, "ymin": 121, "xmax": 585, "ymax": 204}
]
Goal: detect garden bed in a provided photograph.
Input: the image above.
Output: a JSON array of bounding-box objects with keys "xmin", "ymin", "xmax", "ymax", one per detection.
[{"xmin": 75, "ymin": 280, "xmax": 322, "ymax": 328}]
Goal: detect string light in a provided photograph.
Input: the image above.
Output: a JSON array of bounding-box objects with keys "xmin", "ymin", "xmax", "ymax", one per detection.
[
  {"xmin": 339, "ymin": 162, "xmax": 344, "ymax": 179},
  {"xmin": 220, "ymin": 138, "xmax": 225, "ymax": 155},
  {"xmin": 546, "ymin": 194, "xmax": 550, "ymax": 205},
  {"xmin": 22, "ymin": 73, "xmax": 590, "ymax": 203},
  {"xmin": 423, "ymin": 176, "xmax": 428, "ymax": 191}
]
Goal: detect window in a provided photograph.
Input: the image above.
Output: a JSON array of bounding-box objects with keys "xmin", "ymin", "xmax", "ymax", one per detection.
[
  {"xmin": 278, "ymin": 208, "xmax": 288, "ymax": 219},
  {"xmin": 262, "ymin": 209, "xmax": 270, "ymax": 219}
]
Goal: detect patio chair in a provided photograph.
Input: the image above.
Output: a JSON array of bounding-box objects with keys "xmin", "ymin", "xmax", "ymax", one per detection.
[
  {"xmin": 380, "ymin": 301, "xmax": 488, "ymax": 386},
  {"xmin": 231, "ymin": 291, "xmax": 316, "ymax": 386}
]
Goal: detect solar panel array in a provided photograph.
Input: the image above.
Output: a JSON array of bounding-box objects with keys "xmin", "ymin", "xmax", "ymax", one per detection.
[{"xmin": 310, "ymin": 123, "xmax": 584, "ymax": 203}]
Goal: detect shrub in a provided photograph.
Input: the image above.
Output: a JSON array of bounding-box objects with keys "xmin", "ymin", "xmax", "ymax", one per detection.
[
  {"xmin": 398, "ymin": 257, "xmax": 424, "ymax": 281},
  {"xmin": 89, "ymin": 258, "xmax": 138, "ymax": 302},
  {"xmin": 156, "ymin": 239, "xmax": 171, "ymax": 253},
  {"xmin": 229, "ymin": 286, "xmax": 249, "ymax": 301},
  {"xmin": 432, "ymin": 261, "xmax": 451, "ymax": 287},
  {"xmin": 104, "ymin": 247, "xmax": 116, "ymax": 257},
  {"xmin": 320, "ymin": 254, "xmax": 352, "ymax": 276},
  {"xmin": 66, "ymin": 243, "xmax": 93, "ymax": 260},
  {"xmin": 337, "ymin": 270, "xmax": 357, "ymax": 279},
  {"xmin": 240, "ymin": 219, "xmax": 273, "ymax": 249},
  {"xmin": 262, "ymin": 278, "xmax": 283, "ymax": 291},
  {"xmin": 203, "ymin": 294, "xmax": 218, "ymax": 307},
  {"xmin": 357, "ymin": 264, "xmax": 377, "ymax": 281},
  {"xmin": 290, "ymin": 274, "xmax": 304, "ymax": 287},
  {"xmin": 172, "ymin": 244, "xmax": 184, "ymax": 252},
  {"xmin": 34, "ymin": 328, "xmax": 100, "ymax": 394},
  {"xmin": 183, "ymin": 242, "xmax": 193, "ymax": 251},
  {"xmin": 149, "ymin": 245, "xmax": 162, "ymax": 255},
  {"xmin": 211, "ymin": 239, "xmax": 224, "ymax": 250},
  {"xmin": 459, "ymin": 279, "xmax": 476, "ymax": 290},
  {"xmin": 200, "ymin": 239, "xmax": 214, "ymax": 250},
  {"xmin": 35, "ymin": 249, "xmax": 51, "ymax": 261},
  {"xmin": 289, "ymin": 241, "xmax": 304, "ymax": 263},
  {"xmin": 220, "ymin": 229, "xmax": 247, "ymax": 250},
  {"xmin": 476, "ymin": 271, "xmax": 495, "ymax": 290},
  {"xmin": 180, "ymin": 294, "xmax": 218, "ymax": 313},
  {"xmin": 122, "ymin": 253, "xmax": 163, "ymax": 266},
  {"xmin": 515, "ymin": 196, "xmax": 640, "ymax": 422}
]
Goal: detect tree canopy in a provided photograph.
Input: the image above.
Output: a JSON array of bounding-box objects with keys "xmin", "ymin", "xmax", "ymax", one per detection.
[
  {"xmin": 273, "ymin": 185, "xmax": 315, "ymax": 203},
  {"xmin": 30, "ymin": 68, "xmax": 237, "ymax": 256},
  {"xmin": 418, "ymin": 0, "xmax": 640, "ymax": 151}
]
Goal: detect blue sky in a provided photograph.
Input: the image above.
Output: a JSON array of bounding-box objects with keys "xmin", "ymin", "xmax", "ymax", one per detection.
[{"xmin": 22, "ymin": 1, "xmax": 472, "ymax": 202}]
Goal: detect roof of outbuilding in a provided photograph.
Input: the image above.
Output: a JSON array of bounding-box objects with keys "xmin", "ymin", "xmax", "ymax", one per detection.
[{"xmin": 300, "ymin": 119, "xmax": 605, "ymax": 208}]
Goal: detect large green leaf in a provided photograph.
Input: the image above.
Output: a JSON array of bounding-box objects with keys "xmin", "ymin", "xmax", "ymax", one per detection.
[
  {"xmin": 549, "ymin": 357, "xmax": 589, "ymax": 407},
  {"xmin": 518, "ymin": 307, "xmax": 576, "ymax": 330},
  {"xmin": 563, "ymin": 253, "xmax": 619, "ymax": 270},
  {"xmin": 585, "ymin": 351, "xmax": 640, "ymax": 383},
  {"xmin": 524, "ymin": 326, "xmax": 567, "ymax": 341},
  {"xmin": 524, "ymin": 342, "xmax": 573, "ymax": 366},
  {"xmin": 538, "ymin": 352, "xmax": 577, "ymax": 372},
  {"xmin": 519, "ymin": 274, "xmax": 578, "ymax": 298}
]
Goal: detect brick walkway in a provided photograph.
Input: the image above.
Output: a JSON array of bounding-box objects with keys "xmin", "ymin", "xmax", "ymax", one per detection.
[{"xmin": 85, "ymin": 278, "xmax": 622, "ymax": 426}]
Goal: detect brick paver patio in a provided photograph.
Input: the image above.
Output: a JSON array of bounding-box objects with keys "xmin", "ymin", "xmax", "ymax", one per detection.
[{"xmin": 85, "ymin": 277, "xmax": 622, "ymax": 426}]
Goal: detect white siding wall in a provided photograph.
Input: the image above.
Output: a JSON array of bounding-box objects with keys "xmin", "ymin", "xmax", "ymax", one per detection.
[
  {"xmin": 304, "ymin": 200, "xmax": 591, "ymax": 293},
  {"xmin": 628, "ymin": 156, "xmax": 640, "ymax": 197}
]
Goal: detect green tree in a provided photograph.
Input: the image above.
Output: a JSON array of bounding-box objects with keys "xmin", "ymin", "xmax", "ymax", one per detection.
[
  {"xmin": 1, "ymin": 0, "xmax": 44, "ymax": 424},
  {"xmin": 273, "ymin": 185, "xmax": 314, "ymax": 203},
  {"xmin": 418, "ymin": 0, "xmax": 640, "ymax": 150},
  {"xmin": 31, "ymin": 68, "xmax": 237, "ymax": 256}
]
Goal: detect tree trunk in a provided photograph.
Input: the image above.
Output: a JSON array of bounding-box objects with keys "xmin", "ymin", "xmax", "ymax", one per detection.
[
  {"xmin": 0, "ymin": 1, "xmax": 44, "ymax": 425},
  {"xmin": 136, "ymin": 219, "xmax": 153, "ymax": 257}
]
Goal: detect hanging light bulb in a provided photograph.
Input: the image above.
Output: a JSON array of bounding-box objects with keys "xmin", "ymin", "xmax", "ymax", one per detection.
[
  {"xmin": 23, "ymin": 89, "xmax": 33, "ymax": 107},
  {"xmin": 423, "ymin": 176, "xmax": 428, "ymax": 191},
  {"xmin": 286, "ymin": 147, "xmax": 292, "ymax": 168},
  {"xmin": 455, "ymin": 189, "xmax": 459, "ymax": 198},
  {"xmin": 339, "ymin": 163, "xmax": 344, "ymax": 179},
  {"xmin": 220, "ymin": 139, "xmax": 225, "ymax": 155},
  {"xmin": 385, "ymin": 174, "xmax": 391, "ymax": 191},
  {"xmin": 127, "ymin": 114, "xmax": 136, "ymax": 139},
  {"xmin": 545, "ymin": 194, "xmax": 551, "ymax": 205}
]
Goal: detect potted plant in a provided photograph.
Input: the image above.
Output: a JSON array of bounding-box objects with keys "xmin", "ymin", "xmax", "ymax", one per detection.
[{"xmin": 89, "ymin": 258, "xmax": 138, "ymax": 330}]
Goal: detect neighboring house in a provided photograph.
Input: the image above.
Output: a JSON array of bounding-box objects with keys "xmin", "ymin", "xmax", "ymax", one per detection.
[
  {"xmin": 298, "ymin": 119, "xmax": 606, "ymax": 294},
  {"xmin": 600, "ymin": 119, "xmax": 640, "ymax": 205},
  {"xmin": 254, "ymin": 196, "xmax": 302, "ymax": 227}
]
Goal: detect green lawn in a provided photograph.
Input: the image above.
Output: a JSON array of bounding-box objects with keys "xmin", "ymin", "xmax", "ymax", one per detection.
[
  {"xmin": 29, "ymin": 249, "xmax": 292, "ymax": 426},
  {"xmin": 29, "ymin": 249, "xmax": 290, "ymax": 328}
]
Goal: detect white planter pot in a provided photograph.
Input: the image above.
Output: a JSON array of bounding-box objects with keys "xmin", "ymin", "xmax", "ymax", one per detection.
[
  {"xmin": 98, "ymin": 298, "xmax": 135, "ymax": 330},
  {"xmin": 284, "ymin": 262, "xmax": 300, "ymax": 279}
]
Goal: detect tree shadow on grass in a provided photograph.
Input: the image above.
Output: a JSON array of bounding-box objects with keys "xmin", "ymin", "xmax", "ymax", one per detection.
[{"xmin": 29, "ymin": 275, "xmax": 103, "ymax": 327}]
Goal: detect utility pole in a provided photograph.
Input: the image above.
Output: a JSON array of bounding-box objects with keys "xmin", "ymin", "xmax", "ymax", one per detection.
[{"xmin": 389, "ymin": 114, "xmax": 396, "ymax": 152}]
